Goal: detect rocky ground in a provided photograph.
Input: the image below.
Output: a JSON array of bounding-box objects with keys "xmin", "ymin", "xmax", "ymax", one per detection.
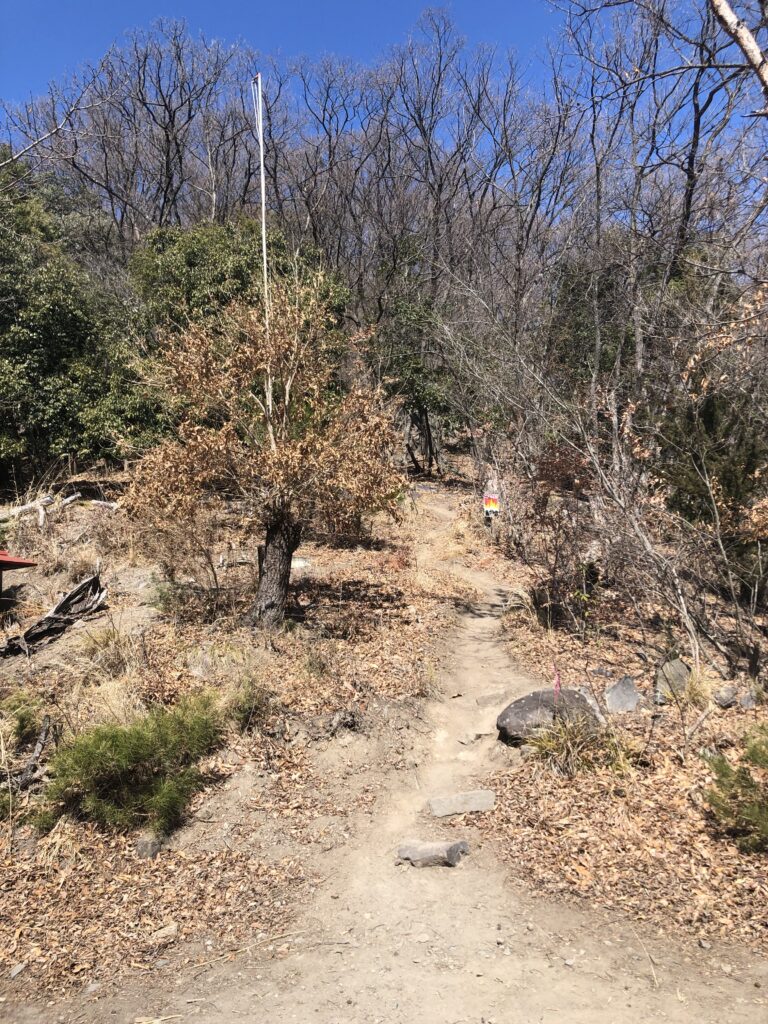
[{"xmin": 1, "ymin": 482, "xmax": 766, "ymax": 1023}]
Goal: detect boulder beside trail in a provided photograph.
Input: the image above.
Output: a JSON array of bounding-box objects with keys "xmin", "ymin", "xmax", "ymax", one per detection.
[
  {"xmin": 496, "ymin": 688, "xmax": 600, "ymax": 745},
  {"xmin": 577, "ymin": 686, "xmax": 606, "ymax": 723},
  {"xmin": 605, "ymin": 676, "xmax": 643, "ymax": 714},
  {"xmin": 655, "ymin": 657, "xmax": 690, "ymax": 705},
  {"xmin": 714, "ymin": 685, "xmax": 739, "ymax": 709}
]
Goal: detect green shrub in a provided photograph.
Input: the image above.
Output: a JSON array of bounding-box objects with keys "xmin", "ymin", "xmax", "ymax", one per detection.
[
  {"xmin": 1, "ymin": 691, "xmax": 42, "ymax": 747},
  {"xmin": 131, "ymin": 222, "xmax": 336, "ymax": 329},
  {"xmin": 0, "ymin": 156, "xmax": 163, "ymax": 491},
  {"xmin": 41, "ymin": 694, "xmax": 224, "ymax": 834},
  {"xmin": 706, "ymin": 724, "xmax": 768, "ymax": 853}
]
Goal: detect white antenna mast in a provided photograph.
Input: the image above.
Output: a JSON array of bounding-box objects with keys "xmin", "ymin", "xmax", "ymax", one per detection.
[{"xmin": 250, "ymin": 73, "xmax": 270, "ymax": 333}]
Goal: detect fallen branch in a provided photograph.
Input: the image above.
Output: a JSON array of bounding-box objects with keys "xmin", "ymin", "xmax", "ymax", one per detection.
[
  {"xmin": 14, "ymin": 715, "xmax": 51, "ymax": 791},
  {"xmin": 1, "ymin": 574, "xmax": 108, "ymax": 657},
  {"xmin": 0, "ymin": 495, "xmax": 53, "ymax": 524},
  {"xmin": 686, "ymin": 706, "xmax": 715, "ymax": 749}
]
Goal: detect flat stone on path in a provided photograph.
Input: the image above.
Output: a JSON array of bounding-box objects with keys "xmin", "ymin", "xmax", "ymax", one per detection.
[
  {"xmin": 396, "ymin": 840, "xmax": 470, "ymax": 868},
  {"xmin": 476, "ymin": 691, "xmax": 509, "ymax": 708},
  {"xmin": 135, "ymin": 831, "xmax": 163, "ymax": 859},
  {"xmin": 428, "ymin": 790, "xmax": 496, "ymax": 817}
]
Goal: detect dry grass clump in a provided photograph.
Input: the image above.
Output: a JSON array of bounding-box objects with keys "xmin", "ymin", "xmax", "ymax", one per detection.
[
  {"xmin": 86, "ymin": 505, "xmax": 141, "ymax": 561},
  {"xmin": 225, "ymin": 675, "xmax": 275, "ymax": 733},
  {"xmin": 683, "ymin": 670, "xmax": 717, "ymax": 709},
  {"xmin": 64, "ymin": 547, "xmax": 100, "ymax": 585},
  {"xmin": 152, "ymin": 577, "xmax": 252, "ymax": 624},
  {"xmin": 5, "ymin": 514, "xmax": 67, "ymax": 576},
  {"xmin": 6, "ymin": 500, "xmax": 105, "ymax": 577},
  {"xmin": 58, "ymin": 674, "xmax": 146, "ymax": 734},
  {"xmin": 77, "ymin": 618, "xmax": 149, "ymax": 678},
  {"xmin": 528, "ymin": 717, "xmax": 638, "ymax": 776}
]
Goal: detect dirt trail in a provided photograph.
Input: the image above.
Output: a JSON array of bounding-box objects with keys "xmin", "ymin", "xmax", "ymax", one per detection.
[{"xmin": 13, "ymin": 487, "xmax": 766, "ymax": 1023}]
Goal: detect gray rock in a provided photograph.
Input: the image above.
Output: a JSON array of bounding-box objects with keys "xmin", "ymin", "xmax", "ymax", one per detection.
[
  {"xmin": 428, "ymin": 790, "xmax": 496, "ymax": 817},
  {"xmin": 741, "ymin": 691, "xmax": 758, "ymax": 710},
  {"xmin": 714, "ymin": 685, "xmax": 739, "ymax": 709},
  {"xmin": 496, "ymin": 688, "xmax": 600, "ymax": 745},
  {"xmin": 591, "ymin": 667, "xmax": 614, "ymax": 679},
  {"xmin": 397, "ymin": 840, "xmax": 470, "ymax": 868},
  {"xmin": 577, "ymin": 686, "xmax": 607, "ymax": 723},
  {"xmin": 135, "ymin": 832, "xmax": 163, "ymax": 860},
  {"xmin": 150, "ymin": 922, "xmax": 179, "ymax": 946},
  {"xmin": 605, "ymin": 676, "xmax": 643, "ymax": 714},
  {"xmin": 9, "ymin": 963, "xmax": 27, "ymax": 980},
  {"xmin": 655, "ymin": 658, "xmax": 690, "ymax": 705}
]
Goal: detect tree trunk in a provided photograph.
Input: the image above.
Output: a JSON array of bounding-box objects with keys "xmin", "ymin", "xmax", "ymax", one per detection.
[
  {"xmin": 709, "ymin": 0, "xmax": 768, "ymax": 113},
  {"xmin": 251, "ymin": 515, "xmax": 302, "ymax": 628}
]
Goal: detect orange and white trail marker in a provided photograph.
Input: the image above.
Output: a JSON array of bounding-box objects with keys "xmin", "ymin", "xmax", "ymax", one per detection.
[{"xmin": 483, "ymin": 493, "xmax": 500, "ymax": 519}]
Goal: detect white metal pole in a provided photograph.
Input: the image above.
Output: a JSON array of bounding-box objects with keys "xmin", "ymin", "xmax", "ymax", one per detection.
[{"xmin": 251, "ymin": 73, "xmax": 270, "ymax": 333}]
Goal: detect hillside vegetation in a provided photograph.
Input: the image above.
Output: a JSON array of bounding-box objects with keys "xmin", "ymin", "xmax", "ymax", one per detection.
[{"xmin": 1, "ymin": 1, "xmax": 768, "ymax": 1008}]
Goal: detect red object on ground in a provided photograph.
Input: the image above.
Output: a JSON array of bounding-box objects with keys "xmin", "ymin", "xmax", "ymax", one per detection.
[
  {"xmin": 0, "ymin": 550, "xmax": 37, "ymax": 571},
  {"xmin": 0, "ymin": 549, "xmax": 37, "ymax": 593}
]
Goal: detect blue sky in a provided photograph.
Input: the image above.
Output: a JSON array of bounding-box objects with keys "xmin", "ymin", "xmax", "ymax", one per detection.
[{"xmin": 1, "ymin": 1, "xmax": 562, "ymax": 102}]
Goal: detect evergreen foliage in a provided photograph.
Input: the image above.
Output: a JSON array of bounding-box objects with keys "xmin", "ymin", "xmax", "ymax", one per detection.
[
  {"xmin": 706, "ymin": 724, "xmax": 768, "ymax": 853},
  {"xmin": 0, "ymin": 152, "xmax": 161, "ymax": 491},
  {"xmin": 40, "ymin": 694, "xmax": 224, "ymax": 834},
  {"xmin": 1, "ymin": 691, "xmax": 43, "ymax": 747},
  {"xmin": 131, "ymin": 222, "xmax": 344, "ymax": 328}
]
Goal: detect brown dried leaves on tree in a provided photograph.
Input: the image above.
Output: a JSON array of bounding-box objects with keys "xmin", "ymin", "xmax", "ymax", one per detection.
[{"xmin": 130, "ymin": 275, "xmax": 404, "ymax": 624}]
